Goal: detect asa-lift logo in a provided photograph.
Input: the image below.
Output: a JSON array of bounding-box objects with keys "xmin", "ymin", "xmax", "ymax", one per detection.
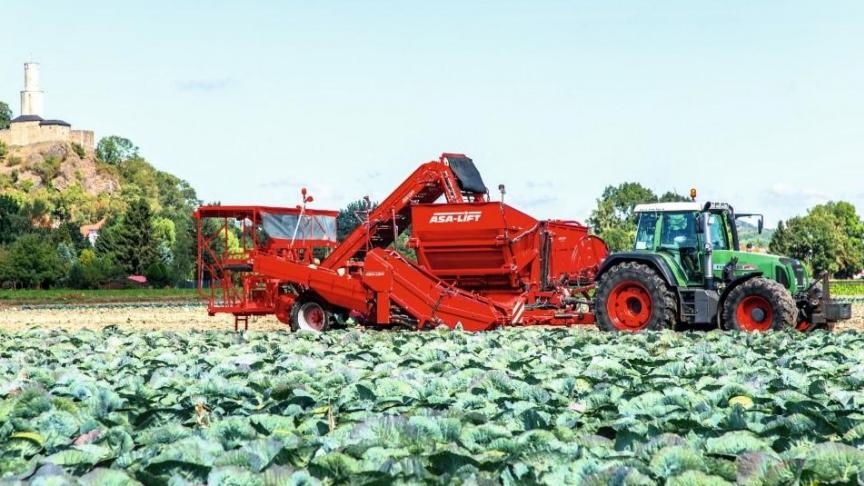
[{"xmin": 428, "ymin": 211, "xmax": 482, "ymax": 223}]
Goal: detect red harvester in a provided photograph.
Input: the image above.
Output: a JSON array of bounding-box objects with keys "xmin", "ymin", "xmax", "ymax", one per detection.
[{"xmin": 195, "ymin": 153, "xmax": 608, "ymax": 331}]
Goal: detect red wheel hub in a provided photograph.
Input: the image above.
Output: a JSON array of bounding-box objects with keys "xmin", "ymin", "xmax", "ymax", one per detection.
[
  {"xmin": 606, "ymin": 281, "xmax": 653, "ymax": 331},
  {"xmin": 301, "ymin": 304, "xmax": 325, "ymax": 331},
  {"xmin": 736, "ymin": 295, "xmax": 774, "ymax": 332}
]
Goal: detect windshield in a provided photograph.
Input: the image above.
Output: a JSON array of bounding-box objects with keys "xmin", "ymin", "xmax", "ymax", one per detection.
[
  {"xmin": 635, "ymin": 210, "xmax": 730, "ymax": 252},
  {"xmin": 261, "ymin": 212, "xmax": 337, "ymax": 241},
  {"xmin": 660, "ymin": 212, "xmax": 698, "ymax": 249}
]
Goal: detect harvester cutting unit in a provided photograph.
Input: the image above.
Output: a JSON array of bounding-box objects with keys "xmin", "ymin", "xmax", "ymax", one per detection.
[{"xmin": 195, "ymin": 153, "xmax": 608, "ymax": 331}]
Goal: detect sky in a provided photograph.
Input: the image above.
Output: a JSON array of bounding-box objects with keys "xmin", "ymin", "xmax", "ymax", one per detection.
[{"xmin": 1, "ymin": 1, "xmax": 863, "ymax": 227}]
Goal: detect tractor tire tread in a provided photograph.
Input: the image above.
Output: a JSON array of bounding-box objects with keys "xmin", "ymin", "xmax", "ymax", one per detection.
[
  {"xmin": 595, "ymin": 261, "xmax": 677, "ymax": 332},
  {"xmin": 722, "ymin": 277, "xmax": 797, "ymax": 331}
]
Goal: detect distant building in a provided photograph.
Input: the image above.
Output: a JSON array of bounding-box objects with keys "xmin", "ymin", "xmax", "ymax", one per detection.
[
  {"xmin": 0, "ymin": 63, "xmax": 94, "ymax": 149},
  {"xmin": 79, "ymin": 219, "xmax": 106, "ymax": 246}
]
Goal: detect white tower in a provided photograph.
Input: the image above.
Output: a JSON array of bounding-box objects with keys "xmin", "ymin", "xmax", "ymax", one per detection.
[{"xmin": 20, "ymin": 62, "xmax": 45, "ymax": 117}]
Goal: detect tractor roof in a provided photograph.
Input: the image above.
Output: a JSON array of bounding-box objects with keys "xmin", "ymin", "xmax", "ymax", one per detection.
[{"xmin": 634, "ymin": 202, "xmax": 701, "ymax": 213}]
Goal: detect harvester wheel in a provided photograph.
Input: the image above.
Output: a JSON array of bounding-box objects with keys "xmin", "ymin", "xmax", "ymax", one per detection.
[
  {"xmin": 722, "ymin": 278, "xmax": 796, "ymax": 332},
  {"xmin": 290, "ymin": 297, "xmax": 331, "ymax": 332},
  {"xmin": 595, "ymin": 262, "xmax": 676, "ymax": 332}
]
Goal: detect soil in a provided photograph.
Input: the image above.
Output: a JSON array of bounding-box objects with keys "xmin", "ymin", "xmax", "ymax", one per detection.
[
  {"xmin": 0, "ymin": 304, "xmax": 860, "ymax": 333},
  {"xmin": 0, "ymin": 305, "xmax": 287, "ymax": 333}
]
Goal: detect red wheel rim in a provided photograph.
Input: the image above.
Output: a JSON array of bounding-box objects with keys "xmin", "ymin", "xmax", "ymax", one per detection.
[
  {"xmin": 299, "ymin": 303, "xmax": 325, "ymax": 331},
  {"xmin": 736, "ymin": 295, "xmax": 774, "ymax": 331},
  {"xmin": 606, "ymin": 281, "xmax": 653, "ymax": 331}
]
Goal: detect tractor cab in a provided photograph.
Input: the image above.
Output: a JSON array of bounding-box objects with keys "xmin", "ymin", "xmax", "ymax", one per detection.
[{"xmin": 633, "ymin": 201, "xmax": 764, "ymax": 288}]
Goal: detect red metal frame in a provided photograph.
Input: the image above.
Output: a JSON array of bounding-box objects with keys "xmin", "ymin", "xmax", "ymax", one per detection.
[
  {"xmin": 195, "ymin": 154, "xmax": 608, "ymax": 331},
  {"xmin": 194, "ymin": 205, "xmax": 338, "ymax": 329}
]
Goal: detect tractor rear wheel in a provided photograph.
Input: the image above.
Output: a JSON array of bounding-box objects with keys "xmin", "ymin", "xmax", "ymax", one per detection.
[
  {"xmin": 290, "ymin": 296, "xmax": 332, "ymax": 332},
  {"xmin": 722, "ymin": 278, "xmax": 797, "ymax": 332},
  {"xmin": 595, "ymin": 262, "xmax": 677, "ymax": 332}
]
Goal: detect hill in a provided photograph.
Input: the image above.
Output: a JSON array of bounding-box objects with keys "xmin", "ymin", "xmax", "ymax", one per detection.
[
  {"xmin": 0, "ymin": 135, "xmax": 200, "ymax": 289},
  {"xmin": 0, "ymin": 138, "xmax": 195, "ymax": 227},
  {"xmin": 736, "ymin": 219, "xmax": 774, "ymax": 249}
]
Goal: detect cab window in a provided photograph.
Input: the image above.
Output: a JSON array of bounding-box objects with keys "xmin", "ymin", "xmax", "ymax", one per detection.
[
  {"xmin": 707, "ymin": 214, "xmax": 729, "ymax": 250},
  {"xmin": 660, "ymin": 212, "xmax": 698, "ymax": 249},
  {"xmin": 634, "ymin": 213, "xmax": 658, "ymax": 250}
]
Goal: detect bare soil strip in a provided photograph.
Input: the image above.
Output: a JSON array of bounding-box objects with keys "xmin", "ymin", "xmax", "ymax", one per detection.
[{"xmin": 0, "ymin": 304, "xmax": 860, "ymax": 333}]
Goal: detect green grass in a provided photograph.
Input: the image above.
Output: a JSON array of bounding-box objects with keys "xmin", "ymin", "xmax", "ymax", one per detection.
[
  {"xmin": 829, "ymin": 280, "xmax": 864, "ymax": 296},
  {"xmin": 0, "ymin": 288, "xmax": 199, "ymax": 305}
]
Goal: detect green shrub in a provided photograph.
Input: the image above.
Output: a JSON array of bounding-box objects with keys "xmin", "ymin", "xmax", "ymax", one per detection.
[
  {"xmin": 0, "ymin": 140, "xmax": 7, "ymax": 160},
  {"xmin": 33, "ymin": 156, "xmax": 62, "ymax": 183},
  {"xmin": 71, "ymin": 142, "xmax": 86, "ymax": 159}
]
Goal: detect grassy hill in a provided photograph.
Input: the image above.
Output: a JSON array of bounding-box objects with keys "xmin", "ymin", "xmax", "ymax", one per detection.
[
  {"xmin": 736, "ymin": 219, "xmax": 774, "ymax": 249},
  {"xmin": 0, "ymin": 139, "xmax": 194, "ymax": 227}
]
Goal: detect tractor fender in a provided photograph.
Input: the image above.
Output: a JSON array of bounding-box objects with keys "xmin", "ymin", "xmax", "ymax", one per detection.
[
  {"xmin": 717, "ymin": 272, "xmax": 764, "ymax": 324},
  {"xmin": 596, "ymin": 253, "xmax": 678, "ymax": 288}
]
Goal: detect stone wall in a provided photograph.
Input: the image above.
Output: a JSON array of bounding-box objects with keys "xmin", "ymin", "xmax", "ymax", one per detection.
[
  {"xmin": 0, "ymin": 123, "xmax": 94, "ymax": 150},
  {"xmin": 70, "ymin": 130, "xmax": 94, "ymax": 149}
]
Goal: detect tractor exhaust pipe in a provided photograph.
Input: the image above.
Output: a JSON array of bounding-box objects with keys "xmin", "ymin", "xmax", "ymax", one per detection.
[{"xmin": 702, "ymin": 203, "xmax": 714, "ymax": 290}]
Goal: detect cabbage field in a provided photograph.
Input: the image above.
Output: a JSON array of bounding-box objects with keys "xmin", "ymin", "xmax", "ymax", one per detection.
[{"xmin": 2, "ymin": 327, "xmax": 864, "ymax": 485}]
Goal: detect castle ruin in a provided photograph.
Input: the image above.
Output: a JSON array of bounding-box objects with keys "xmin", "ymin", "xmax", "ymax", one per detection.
[{"xmin": 0, "ymin": 63, "xmax": 94, "ymax": 149}]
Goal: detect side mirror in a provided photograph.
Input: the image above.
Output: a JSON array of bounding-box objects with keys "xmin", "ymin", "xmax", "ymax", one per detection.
[{"xmin": 757, "ymin": 217, "xmax": 764, "ymax": 234}]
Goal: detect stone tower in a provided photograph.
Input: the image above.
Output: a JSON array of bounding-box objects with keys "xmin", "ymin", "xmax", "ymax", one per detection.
[{"xmin": 20, "ymin": 62, "xmax": 45, "ymax": 117}]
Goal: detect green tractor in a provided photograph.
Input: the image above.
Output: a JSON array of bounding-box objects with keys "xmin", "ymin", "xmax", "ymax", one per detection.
[{"xmin": 594, "ymin": 200, "xmax": 852, "ymax": 332}]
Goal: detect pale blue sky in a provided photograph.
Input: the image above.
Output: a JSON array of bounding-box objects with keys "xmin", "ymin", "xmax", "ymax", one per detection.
[{"xmin": 2, "ymin": 1, "xmax": 862, "ymax": 226}]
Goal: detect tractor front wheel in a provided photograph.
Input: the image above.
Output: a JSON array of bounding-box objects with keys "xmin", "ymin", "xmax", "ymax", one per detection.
[
  {"xmin": 595, "ymin": 262, "xmax": 677, "ymax": 332},
  {"xmin": 722, "ymin": 278, "xmax": 797, "ymax": 332},
  {"xmin": 290, "ymin": 296, "xmax": 332, "ymax": 332}
]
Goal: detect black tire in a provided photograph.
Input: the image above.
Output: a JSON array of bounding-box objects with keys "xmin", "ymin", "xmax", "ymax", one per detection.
[
  {"xmin": 722, "ymin": 277, "xmax": 797, "ymax": 332},
  {"xmin": 594, "ymin": 262, "xmax": 677, "ymax": 332},
  {"xmin": 289, "ymin": 296, "xmax": 331, "ymax": 332}
]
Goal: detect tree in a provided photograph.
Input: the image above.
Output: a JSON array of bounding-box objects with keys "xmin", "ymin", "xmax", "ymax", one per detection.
[
  {"xmin": 170, "ymin": 212, "xmax": 198, "ymax": 284},
  {"xmin": 769, "ymin": 220, "xmax": 789, "ymax": 256},
  {"xmin": 96, "ymin": 136, "xmax": 139, "ymax": 165},
  {"xmin": 337, "ymin": 198, "xmax": 377, "ymax": 241},
  {"xmin": 98, "ymin": 198, "xmax": 157, "ymax": 275},
  {"xmin": 774, "ymin": 202, "xmax": 864, "ymax": 278},
  {"xmin": 52, "ymin": 221, "xmax": 90, "ymax": 252},
  {"xmin": 0, "ymin": 195, "xmax": 29, "ymax": 245},
  {"xmin": 591, "ymin": 182, "xmax": 657, "ymax": 229},
  {"xmin": 67, "ymin": 248, "xmax": 122, "ymax": 289},
  {"xmin": 658, "ymin": 191, "xmax": 691, "ymax": 203},
  {"xmin": 587, "ymin": 182, "xmax": 688, "ymax": 252},
  {"xmin": 0, "ymin": 234, "xmax": 65, "ymax": 288},
  {"xmin": 0, "ymin": 101, "xmax": 11, "ymax": 129}
]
